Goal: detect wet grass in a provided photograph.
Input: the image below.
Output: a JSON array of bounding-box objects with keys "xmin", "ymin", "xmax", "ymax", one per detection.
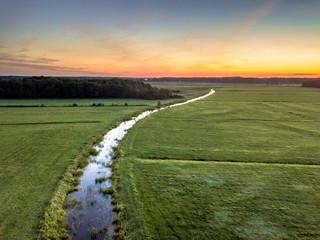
[{"xmin": 117, "ymin": 85, "xmax": 320, "ymax": 239}]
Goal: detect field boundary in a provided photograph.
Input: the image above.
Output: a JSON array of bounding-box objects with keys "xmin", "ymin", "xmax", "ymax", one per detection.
[
  {"xmin": 0, "ymin": 121, "xmax": 102, "ymax": 125},
  {"xmin": 140, "ymin": 157, "xmax": 320, "ymax": 167}
]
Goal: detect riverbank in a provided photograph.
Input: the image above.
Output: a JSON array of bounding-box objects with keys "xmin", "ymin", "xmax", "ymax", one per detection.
[{"xmin": 60, "ymin": 89, "xmax": 214, "ymax": 239}]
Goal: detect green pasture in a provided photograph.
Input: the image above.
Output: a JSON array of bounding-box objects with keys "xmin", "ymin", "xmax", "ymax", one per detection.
[
  {"xmin": 0, "ymin": 82, "xmax": 212, "ymax": 107},
  {"xmin": 0, "ymin": 98, "xmax": 169, "ymax": 107},
  {"xmin": 120, "ymin": 159, "xmax": 320, "ymax": 239},
  {"xmin": 118, "ymin": 85, "xmax": 320, "ymax": 239},
  {"xmin": 151, "ymin": 82, "xmax": 215, "ymax": 97},
  {"xmin": 123, "ymin": 86, "xmax": 320, "ymax": 164},
  {"xmin": 0, "ymin": 106, "xmax": 149, "ymax": 240},
  {"xmin": 0, "ymin": 85, "xmax": 206, "ymax": 240}
]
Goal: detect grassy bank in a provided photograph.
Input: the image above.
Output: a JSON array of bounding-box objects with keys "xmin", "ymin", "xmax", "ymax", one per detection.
[{"xmin": 116, "ymin": 85, "xmax": 320, "ymax": 239}]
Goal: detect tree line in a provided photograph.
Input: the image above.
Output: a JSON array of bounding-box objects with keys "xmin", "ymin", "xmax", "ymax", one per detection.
[
  {"xmin": 0, "ymin": 77, "xmax": 182, "ymax": 99},
  {"xmin": 302, "ymin": 80, "xmax": 320, "ymax": 88},
  {"xmin": 148, "ymin": 77, "xmax": 320, "ymax": 84}
]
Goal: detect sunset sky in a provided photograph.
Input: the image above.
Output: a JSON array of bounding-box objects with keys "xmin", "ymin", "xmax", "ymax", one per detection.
[{"xmin": 0, "ymin": 0, "xmax": 319, "ymax": 77}]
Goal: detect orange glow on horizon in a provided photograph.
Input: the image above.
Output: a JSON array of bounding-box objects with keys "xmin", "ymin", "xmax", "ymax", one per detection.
[{"xmin": 1, "ymin": 1, "xmax": 320, "ymax": 78}]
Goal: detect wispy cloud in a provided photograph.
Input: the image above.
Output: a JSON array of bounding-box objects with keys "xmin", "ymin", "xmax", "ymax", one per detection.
[
  {"xmin": 18, "ymin": 48, "xmax": 29, "ymax": 53},
  {"xmin": 0, "ymin": 53, "xmax": 59, "ymax": 64},
  {"xmin": 0, "ymin": 52, "xmax": 127, "ymax": 76},
  {"xmin": 0, "ymin": 52, "xmax": 87, "ymax": 75},
  {"xmin": 284, "ymin": 73, "xmax": 317, "ymax": 76},
  {"xmin": 235, "ymin": 0, "xmax": 280, "ymax": 36}
]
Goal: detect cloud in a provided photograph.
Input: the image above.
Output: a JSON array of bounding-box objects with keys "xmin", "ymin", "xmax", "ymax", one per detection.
[
  {"xmin": 0, "ymin": 60, "xmax": 118, "ymax": 76},
  {"xmin": 1, "ymin": 61, "xmax": 82, "ymax": 72},
  {"xmin": 284, "ymin": 73, "xmax": 317, "ymax": 76},
  {"xmin": 0, "ymin": 53, "xmax": 59, "ymax": 64},
  {"xmin": 18, "ymin": 48, "xmax": 29, "ymax": 53},
  {"xmin": 234, "ymin": 0, "xmax": 280, "ymax": 36},
  {"xmin": 218, "ymin": 0, "xmax": 280, "ymax": 49},
  {"xmin": 0, "ymin": 53, "xmax": 123, "ymax": 76},
  {"xmin": 0, "ymin": 52, "xmax": 89, "ymax": 75}
]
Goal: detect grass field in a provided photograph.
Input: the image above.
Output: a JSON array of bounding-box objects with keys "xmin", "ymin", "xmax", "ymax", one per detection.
[
  {"xmin": 0, "ymin": 106, "xmax": 149, "ymax": 240},
  {"xmin": 0, "ymin": 87, "xmax": 204, "ymax": 240},
  {"xmin": 0, "ymin": 98, "xmax": 172, "ymax": 107},
  {"xmin": 0, "ymin": 83, "xmax": 213, "ymax": 107},
  {"xmin": 118, "ymin": 85, "xmax": 320, "ymax": 239},
  {"xmin": 124, "ymin": 86, "xmax": 320, "ymax": 165}
]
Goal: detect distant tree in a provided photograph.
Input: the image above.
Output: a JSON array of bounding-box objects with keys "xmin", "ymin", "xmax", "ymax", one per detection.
[
  {"xmin": 302, "ymin": 80, "xmax": 320, "ymax": 88},
  {"xmin": 0, "ymin": 77, "xmax": 182, "ymax": 100}
]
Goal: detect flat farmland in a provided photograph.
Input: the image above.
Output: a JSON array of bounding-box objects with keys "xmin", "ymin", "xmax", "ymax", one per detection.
[
  {"xmin": 118, "ymin": 85, "xmax": 320, "ymax": 239},
  {"xmin": 124, "ymin": 86, "xmax": 320, "ymax": 164},
  {"xmin": 0, "ymin": 104, "xmax": 151, "ymax": 240},
  {"xmin": 0, "ymin": 84, "xmax": 207, "ymax": 239},
  {"xmin": 0, "ymin": 98, "xmax": 173, "ymax": 107}
]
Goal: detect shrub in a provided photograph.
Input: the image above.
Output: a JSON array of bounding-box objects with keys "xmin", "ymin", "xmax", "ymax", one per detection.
[
  {"xmin": 77, "ymin": 200, "xmax": 83, "ymax": 209},
  {"xmin": 112, "ymin": 204, "xmax": 124, "ymax": 212},
  {"xmin": 91, "ymin": 228, "xmax": 97, "ymax": 239},
  {"xmin": 71, "ymin": 197, "xmax": 77, "ymax": 207},
  {"xmin": 112, "ymin": 215, "xmax": 119, "ymax": 224},
  {"xmin": 74, "ymin": 169, "xmax": 84, "ymax": 177},
  {"xmin": 89, "ymin": 148, "xmax": 98, "ymax": 156},
  {"xmin": 78, "ymin": 158, "xmax": 89, "ymax": 168},
  {"xmin": 95, "ymin": 176, "xmax": 107, "ymax": 184},
  {"xmin": 102, "ymin": 186, "xmax": 114, "ymax": 195}
]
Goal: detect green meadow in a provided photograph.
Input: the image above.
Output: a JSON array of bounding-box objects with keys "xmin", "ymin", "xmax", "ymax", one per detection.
[
  {"xmin": 118, "ymin": 85, "xmax": 320, "ymax": 239},
  {"xmin": 0, "ymin": 87, "xmax": 202, "ymax": 240},
  {"xmin": 0, "ymin": 106, "xmax": 148, "ymax": 240},
  {"xmin": 125, "ymin": 86, "xmax": 320, "ymax": 165},
  {"xmin": 0, "ymin": 98, "xmax": 173, "ymax": 107}
]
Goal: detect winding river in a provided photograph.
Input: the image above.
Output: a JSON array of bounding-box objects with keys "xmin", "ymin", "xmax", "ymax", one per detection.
[{"xmin": 65, "ymin": 89, "xmax": 215, "ymax": 239}]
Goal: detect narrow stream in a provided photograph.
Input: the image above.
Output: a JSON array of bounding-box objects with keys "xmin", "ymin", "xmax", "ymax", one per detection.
[{"xmin": 65, "ymin": 89, "xmax": 215, "ymax": 239}]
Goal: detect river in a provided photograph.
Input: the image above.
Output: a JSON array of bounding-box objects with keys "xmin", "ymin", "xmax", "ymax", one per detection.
[{"xmin": 65, "ymin": 89, "xmax": 215, "ymax": 239}]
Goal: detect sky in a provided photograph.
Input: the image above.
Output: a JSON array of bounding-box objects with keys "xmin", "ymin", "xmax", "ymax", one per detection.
[{"xmin": 0, "ymin": 0, "xmax": 319, "ymax": 77}]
